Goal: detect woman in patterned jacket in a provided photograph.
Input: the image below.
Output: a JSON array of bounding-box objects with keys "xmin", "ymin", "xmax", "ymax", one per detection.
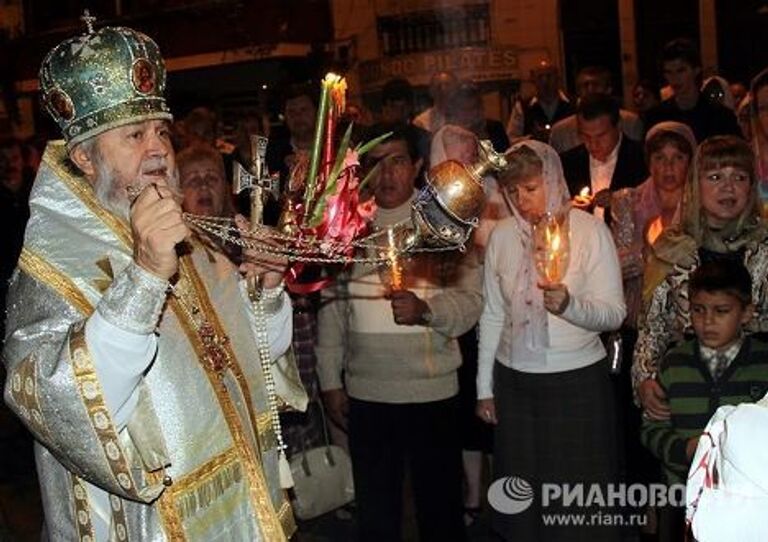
[{"xmin": 632, "ymin": 135, "xmax": 768, "ymax": 419}]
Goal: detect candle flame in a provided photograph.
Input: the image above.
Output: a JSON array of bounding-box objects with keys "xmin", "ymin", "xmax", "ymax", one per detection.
[
  {"xmin": 544, "ymin": 221, "xmax": 563, "ymax": 282},
  {"xmin": 579, "ymin": 186, "xmax": 590, "ymax": 198},
  {"xmin": 387, "ymin": 227, "xmax": 403, "ymax": 290},
  {"xmin": 323, "ymin": 73, "xmax": 347, "ymax": 117},
  {"xmin": 322, "ymin": 72, "xmax": 343, "ymax": 85}
]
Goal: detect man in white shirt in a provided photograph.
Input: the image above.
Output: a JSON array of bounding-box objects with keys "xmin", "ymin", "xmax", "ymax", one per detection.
[
  {"xmin": 549, "ymin": 66, "xmax": 644, "ymax": 153},
  {"xmin": 560, "ymin": 94, "xmax": 647, "ymax": 221}
]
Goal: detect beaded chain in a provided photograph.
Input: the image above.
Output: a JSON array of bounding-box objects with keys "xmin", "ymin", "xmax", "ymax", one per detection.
[
  {"xmin": 182, "ymin": 212, "xmax": 462, "ymax": 265},
  {"xmin": 249, "ymin": 285, "xmax": 291, "ymax": 482}
]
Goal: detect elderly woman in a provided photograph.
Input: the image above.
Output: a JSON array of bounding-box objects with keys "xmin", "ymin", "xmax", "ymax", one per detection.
[
  {"xmin": 477, "ymin": 140, "xmax": 625, "ymax": 541},
  {"xmin": 177, "ymin": 143, "xmax": 241, "ymax": 260},
  {"xmin": 611, "ymin": 121, "xmax": 696, "ymax": 326},
  {"xmin": 633, "ymin": 135, "xmax": 768, "ymax": 421}
]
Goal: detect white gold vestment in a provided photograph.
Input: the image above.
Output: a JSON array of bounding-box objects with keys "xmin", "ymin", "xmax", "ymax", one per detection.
[{"xmin": 3, "ymin": 141, "xmax": 304, "ymax": 541}]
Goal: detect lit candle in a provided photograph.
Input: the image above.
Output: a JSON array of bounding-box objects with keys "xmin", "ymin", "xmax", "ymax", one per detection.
[
  {"xmin": 304, "ymin": 73, "xmax": 344, "ymax": 225},
  {"xmin": 387, "ymin": 227, "xmax": 403, "ymax": 290},
  {"xmin": 533, "ymin": 213, "xmax": 570, "ymax": 284},
  {"xmin": 544, "ymin": 220, "xmax": 563, "ymax": 283},
  {"xmin": 322, "ymin": 76, "xmax": 347, "ymax": 180},
  {"xmin": 573, "ymin": 186, "xmax": 593, "ymax": 209}
]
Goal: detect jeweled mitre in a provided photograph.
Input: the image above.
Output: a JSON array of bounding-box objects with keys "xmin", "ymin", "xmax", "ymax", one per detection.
[{"xmin": 39, "ymin": 25, "xmax": 172, "ymax": 148}]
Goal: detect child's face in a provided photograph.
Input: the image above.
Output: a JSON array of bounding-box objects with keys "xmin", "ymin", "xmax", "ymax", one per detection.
[{"xmin": 690, "ymin": 290, "xmax": 753, "ymax": 350}]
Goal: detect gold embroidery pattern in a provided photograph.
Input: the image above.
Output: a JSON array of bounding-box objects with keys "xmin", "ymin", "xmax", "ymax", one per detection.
[
  {"xmin": 169, "ymin": 448, "xmax": 244, "ymax": 522},
  {"xmin": 173, "ymin": 256, "xmax": 261, "ymax": 436},
  {"xmin": 69, "ymin": 322, "xmax": 139, "ymax": 497},
  {"xmin": 147, "ymin": 470, "xmax": 185, "ymax": 542},
  {"xmin": 256, "ymin": 411, "xmax": 277, "ymax": 451},
  {"xmin": 44, "ymin": 141, "xmax": 132, "ymax": 248},
  {"xmin": 278, "ymin": 498, "xmax": 297, "ymax": 539},
  {"xmin": 8, "ymin": 354, "xmax": 51, "ymax": 441},
  {"xmin": 94, "ymin": 257, "xmax": 115, "ymax": 294},
  {"xmin": 71, "ymin": 474, "xmax": 96, "ymax": 542},
  {"xmin": 109, "ymin": 494, "xmax": 129, "ymax": 541},
  {"xmin": 169, "ymin": 257, "xmax": 289, "ymax": 541},
  {"xmin": 18, "ymin": 248, "xmax": 94, "ymax": 316}
]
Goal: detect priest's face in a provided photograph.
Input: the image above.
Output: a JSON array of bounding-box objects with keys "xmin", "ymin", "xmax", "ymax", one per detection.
[{"xmin": 87, "ymin": 120, "xmax": 178, "ymax": 218}]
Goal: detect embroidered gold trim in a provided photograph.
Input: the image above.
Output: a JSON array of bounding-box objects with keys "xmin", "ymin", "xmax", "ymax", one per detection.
[
  {"xmin": 278, "ymin": 498, "xmax": 297, "ymax": 539},
  {"xmin": 18, "ymin": 248, "xmax": 94, "ymax": 316},
  {"xmin": 176, "ymin": 252, "xmax": 261, "ymax": 433},
  {"xmin": 168, "ymin": 447, "xmax": 239, "ymax": 497},
  {"xmin": 170, "ymin": 256, "xmax": 287, "ymax": 541},
  {"xmin": 148, "ymin": 470, "xmax": 186, "ymax": 542},
  {"xmin": 256, "ymin": 411, "xmax": 277, "ymax": 451},
  {"xmin": 69, "ymin": 322, "xmax": 141, "ymax": 498},
  {"xmin": 44, "ymin": 141, "xmax": 132, "ymax": 248},
  {"xmin": 8, "ymin": 354, "xmax": 51, "ymax": 441},
  {"xmin": 71, "ymin": 474, "xmax": 96, "ymax": 542},
  {"xmin": 170, "ymin": 449, "xmax": 244, "ymax": 522},
  {"xmin": 109, "ymin": 494, "xmax": 129, "ymax": 542}
]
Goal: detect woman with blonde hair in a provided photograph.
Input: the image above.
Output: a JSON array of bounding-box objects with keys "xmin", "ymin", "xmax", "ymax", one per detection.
[
  {"xmin": 477, "ymin": 140, "xmax": 625, "ymax": 541},
  {"xmin": 633, "ymin": 136, "xmax": 768, "ymax": 421}
]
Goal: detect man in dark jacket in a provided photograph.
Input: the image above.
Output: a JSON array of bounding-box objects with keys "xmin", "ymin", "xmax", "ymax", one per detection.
[
  {"xmin": 645, "ymin": 38, "xmax": 740, "ymax": 142},
  {"xmin": 560, "ymin": 94, "xmax": 647, "ymax": 221}
]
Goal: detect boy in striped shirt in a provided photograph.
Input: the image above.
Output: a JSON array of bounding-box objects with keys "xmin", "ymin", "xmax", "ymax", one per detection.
[{"xmin": 641, "ymin": 259, "xmax": 768, "ymax": 537}]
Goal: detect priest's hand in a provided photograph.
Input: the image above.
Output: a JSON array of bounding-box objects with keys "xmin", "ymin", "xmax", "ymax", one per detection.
[
  {"xmin": 234, "ymin": 214, "xmax": 286, "ymax": 289},
  {"xmin": 131, "ymin": 179, "xmax": 190, "ymax": 281}
]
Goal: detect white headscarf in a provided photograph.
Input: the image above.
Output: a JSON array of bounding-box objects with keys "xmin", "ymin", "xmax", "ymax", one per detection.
[{"xmin": 504, "ymin": 139, "xmax": 571, "ymax": 351}]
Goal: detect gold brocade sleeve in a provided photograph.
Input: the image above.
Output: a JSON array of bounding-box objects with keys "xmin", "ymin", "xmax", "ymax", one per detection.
[{"xmin": 3, "ymin": 269, "xmax": 167, "ymax": 503}]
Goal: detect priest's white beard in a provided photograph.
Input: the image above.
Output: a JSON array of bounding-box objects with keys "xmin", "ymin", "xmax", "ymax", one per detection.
[{"xmin": 92, "ymin": 156, "xmax": 180, "ymax": 221}]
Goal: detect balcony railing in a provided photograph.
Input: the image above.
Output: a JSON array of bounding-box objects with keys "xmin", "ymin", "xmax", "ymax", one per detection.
[{"xmin": 378, "ymin": 4, "xmax": 490, "ymax": 57}]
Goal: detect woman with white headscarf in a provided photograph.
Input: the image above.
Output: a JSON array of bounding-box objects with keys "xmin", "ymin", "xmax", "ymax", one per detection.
[{"xmin": 476, "ymin": 140, "xmax": 626, "ymax": 541}]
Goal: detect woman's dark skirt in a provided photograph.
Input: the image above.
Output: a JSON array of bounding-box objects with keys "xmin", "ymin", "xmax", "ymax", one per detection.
[{"xmin": 491, "ymin": 359, "xmax": 621, "ymax": 542}]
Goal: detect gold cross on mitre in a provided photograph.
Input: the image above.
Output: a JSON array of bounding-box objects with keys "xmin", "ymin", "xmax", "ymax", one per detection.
[{"xmin": 80, "ymin": 9, "xmax": 97, "ymax": 34}]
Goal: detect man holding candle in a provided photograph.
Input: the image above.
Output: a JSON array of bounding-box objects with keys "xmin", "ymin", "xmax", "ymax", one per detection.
[
  {"xmin": 560, "ymin": 94, "xmax": 647, "ymax": 221},
  {"xmin": 316, "ymin": 125, "xmax": 483, "ymax": 542}
]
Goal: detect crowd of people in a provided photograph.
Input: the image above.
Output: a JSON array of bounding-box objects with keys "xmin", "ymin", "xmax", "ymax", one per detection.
[{"xmin": 2, "ymin": 20, "xmax": 768, "ymax": 542}]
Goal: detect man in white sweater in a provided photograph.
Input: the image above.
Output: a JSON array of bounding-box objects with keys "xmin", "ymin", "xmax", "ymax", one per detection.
[{"xmin": 316, "ymin": 125, "xmax": 483, "ymax": 542}]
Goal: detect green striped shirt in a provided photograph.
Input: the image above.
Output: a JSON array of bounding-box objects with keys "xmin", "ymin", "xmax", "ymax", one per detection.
[{"xmin": 640, "ymin": 336, "xmax": 768, "ymax": 484}]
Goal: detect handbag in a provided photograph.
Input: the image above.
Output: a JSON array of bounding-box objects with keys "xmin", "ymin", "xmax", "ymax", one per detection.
[{"xmin": 289, "ymin": 401, "xmax": 355, "ymax": 520}]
